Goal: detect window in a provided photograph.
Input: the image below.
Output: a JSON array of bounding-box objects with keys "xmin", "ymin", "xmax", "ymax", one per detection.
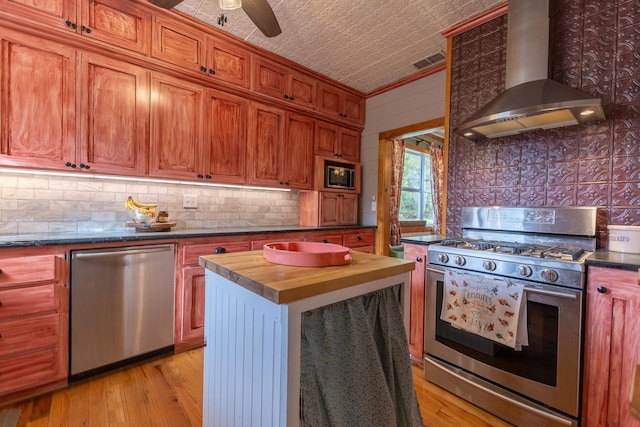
[{"xmin": 399, "ymin": 147, "xmax": 433, "ymax": 224}]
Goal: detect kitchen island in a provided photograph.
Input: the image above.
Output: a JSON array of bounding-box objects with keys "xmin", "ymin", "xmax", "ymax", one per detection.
[{"xmin": 199, "ymin": 250, "xmax": 421, "ymax": 427}]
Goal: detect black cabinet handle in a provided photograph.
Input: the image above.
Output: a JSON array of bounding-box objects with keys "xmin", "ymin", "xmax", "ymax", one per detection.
[
  {"xmin": 79, "ymin": 163, "xmax": 90, "ymax": 169},
  {"xmin": 65, "ymin": 162, "xmax": 77, "ymax": 168},
  {"xmin": 597, "ymin": 286, "xmax": 608, "ymax": 294},
  {"xmin": 200, "ymin": 66, "xmax": 207, "ymax": 72},
  {"xmin": 283, "ymin": 94, "xmax": 289, "ymax": 99},
  {"xmin": 321, "ymin": 239, "xmax": 328, "ymax": 243},
  {"xmin": 205, "ymin": 175, "xmax": 212, "ymax": 179},
  {"xmin": 197, "ymin": 174, "xmax": 204, "ymax": 179},
  {"xmin": 214, "ymin": 247, "xmax": 226, "ymax": 254},
  {"xmin": 209, "ymin": 69, "xmax": 216, "ymax": 75},
  {"xmin": 356, "ymin": 236, "xmax": 362, "ymax": 241},
  {"xmin": 289, "ymin": 96, "xmax": 294, "ymax": 101},
  {"xmin": 416, "ymin": 257, "xmax": 423, "ymax": 262},
  {"xmin": 65, "ymin": 20, "xmax": 77, "ymax": 29},
  {"xmin": 81, "ymin": 25, "xmax": 91, "ymax": 33}
]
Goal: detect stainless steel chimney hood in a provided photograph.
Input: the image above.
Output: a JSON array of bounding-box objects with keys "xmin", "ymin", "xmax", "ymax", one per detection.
[{"xmin": 455, "ymin": 0, "xmax": 605, "ymax": 141}]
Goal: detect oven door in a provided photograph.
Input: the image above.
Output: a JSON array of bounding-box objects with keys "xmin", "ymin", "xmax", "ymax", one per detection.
[{"xmin": 424, "ymin": 265, "xmax": 583, "ymax": 420}]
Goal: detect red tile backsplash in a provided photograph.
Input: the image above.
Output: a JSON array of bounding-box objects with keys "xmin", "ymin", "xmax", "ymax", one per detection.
[{"xmin": 446, "ymin": 0, "xmax": 640, "ymax": 245}]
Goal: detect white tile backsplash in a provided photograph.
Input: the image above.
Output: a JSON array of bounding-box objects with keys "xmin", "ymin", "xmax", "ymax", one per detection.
[{"xmin": 0, "ymin": 171, "xmax": 300, "ymax": 234}]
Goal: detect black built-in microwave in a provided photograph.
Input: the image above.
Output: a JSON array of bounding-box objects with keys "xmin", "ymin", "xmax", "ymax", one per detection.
[{"xmin": 324, "ymin": 160, "xmax": 356, "ymax": 190}]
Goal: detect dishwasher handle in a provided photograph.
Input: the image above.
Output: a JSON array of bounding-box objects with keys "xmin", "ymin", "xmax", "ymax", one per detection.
[{"xmin": 73, "ymin": 245, "xmax": 174, "ymax": 259}]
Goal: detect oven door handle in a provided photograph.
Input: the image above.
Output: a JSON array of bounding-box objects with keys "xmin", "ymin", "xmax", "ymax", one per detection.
[{"xmin": 524, "ymin": 286, "xmax": 578, "ymax": 300}]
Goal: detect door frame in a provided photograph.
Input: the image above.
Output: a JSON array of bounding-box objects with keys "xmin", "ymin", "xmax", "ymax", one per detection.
[{"xmin": 375, "ymin": 117, "xmax": 447, "ymax": 255}]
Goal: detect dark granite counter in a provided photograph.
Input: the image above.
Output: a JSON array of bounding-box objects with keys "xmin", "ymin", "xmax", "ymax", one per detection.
[
  {"xmin": 400, "ymin": 234, "xmax": 449, "ymax": 246},
  {"xmin": 0, "ymin": 225, "xmax": 375, "ymax": 249},
  {"xmin": 586, "ymin": 250, "xmax": 640, "ymax": 271}
]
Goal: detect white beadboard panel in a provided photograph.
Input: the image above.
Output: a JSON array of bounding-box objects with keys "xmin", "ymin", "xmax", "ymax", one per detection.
[
  {"xmin": 360, "ymin": 70, "xmax": 446, "ymax": 226},
  {"xmin": 204, "ymin": 270, "xmax": 289, "ymax": 427}
]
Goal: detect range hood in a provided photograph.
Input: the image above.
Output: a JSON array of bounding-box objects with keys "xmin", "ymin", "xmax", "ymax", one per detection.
[{"xmin": 455, "ymin": 0, "xmax": 605, "ymax": 141}]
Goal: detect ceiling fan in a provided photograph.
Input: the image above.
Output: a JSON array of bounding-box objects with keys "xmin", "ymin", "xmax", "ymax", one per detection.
[{"xmin": 149, "ymin": 0, "xmax": 282, "ymax": 37}]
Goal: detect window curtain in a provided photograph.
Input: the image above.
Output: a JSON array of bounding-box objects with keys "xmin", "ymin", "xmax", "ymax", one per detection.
[
  {"xmin": 429, "ymin": 142, "xmax": 444, "ymax": 234},
  {"xmin": 299, "ymin": 285, "xmax": 424, "ymax": 427},
  {"xmin": 389, "ymin": 139, "xmax": 406, "ymax": 246}
]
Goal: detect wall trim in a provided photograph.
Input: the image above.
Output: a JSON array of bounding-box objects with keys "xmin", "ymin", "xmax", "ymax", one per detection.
[{"xmin": 441, "ymin": 2, "xmax": 508, "ymax": 39}]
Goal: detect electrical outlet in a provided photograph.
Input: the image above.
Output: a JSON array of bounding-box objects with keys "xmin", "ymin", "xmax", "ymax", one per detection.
[{"xmin": 183, "ymin": 195, "xmax": 198, "ymax": 209}]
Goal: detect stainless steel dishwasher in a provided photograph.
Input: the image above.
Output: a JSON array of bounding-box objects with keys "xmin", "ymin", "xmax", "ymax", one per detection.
[{"xmin": 69, "ymin": 244, "xmax": 175, "ymax": 381}]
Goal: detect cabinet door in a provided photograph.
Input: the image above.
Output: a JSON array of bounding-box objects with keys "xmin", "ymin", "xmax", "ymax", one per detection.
[
  {"xmin": 246, "ymin": 102, "xmax": 284, "ymax": 187},
  {"xmin": 583, "ymin": 267, "xmax": 640, "ymax": 427},
  {"xmin": 206, "ymin": 39, "xmax": 249, "ymax": 88},
  {"xmin": 403, "ymin": 244, "xmax": 428, "ymax": 362},
  {"xmin": 317, "ymin": 83, "xmax": 342, "ymax": 119},
  {"xmin": 0, "ymin": 31, "xmax": 77, "ymax": 171},
  {"xmin": 151, "ymin": 15, "xmax": 206, "ymax": 73},
  {"xmin": 0, "ymin": 0, "xmax": 76, "ymax": 32},
  {"xmin": 343, "ymin": 92, "xmax": 365, "ymax": 125},
  {"xmin": 338, "ymin": 128, "xmax": 361, "ymax": 162},
  {"xmin": 314, "ymin": 121, "xmax": 339, "ymax": 158},
  {"xmin": 252, "ymin": 57, "xmax": 286, "ymax": 99},
  {"xmin": 203, "ymin": 89, "xmax": 247, "ymax": 184},
  {"xmin": 149, "ymin": 74, "xmax": 204, "ymax": 179},
  {"xmin": 319, "ymin": 192, "xmax": 340, "ymax": 226},
  {"xmin": 338, "ymin": 193, "xmax": 358, "ymax": 225},
  {"xmin": 181, "ymin": 266, "xmax": 206, "ymax": 344},
  {"xmin": 79, "ymin": 53, "xmax": 149, "ymax": 175},
  {"xmin": 79, "ymin": 0, "xmax": 150, "ymax": 54},
  {"xmin": 288, "ymin": 71, "xmax": 316, "ymax": 109},
  {"xmin": 283, "ymin": 113, "xmax": 314, "ymax": 190}
]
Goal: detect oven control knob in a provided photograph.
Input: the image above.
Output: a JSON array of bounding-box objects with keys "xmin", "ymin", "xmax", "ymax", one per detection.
[
  {"xmin": 454, "ymin": 256, "xmax": 466, "ymax": 266},
  {"xmin": 517, "ymin": 265, "xmax": 532, "ymax": 277},
  {"xmin": 541, "ymin": 269, "xmax": 559, "ymax": 282},
  {"xmin": 483, "ymin": 260, "xmax": 496, "ymax": 271},
  {"xmin": 437, "ymin": 253, "xmax": 449, "ymax": 263}
]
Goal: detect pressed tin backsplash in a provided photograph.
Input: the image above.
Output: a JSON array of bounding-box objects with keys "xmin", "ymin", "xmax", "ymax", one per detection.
[
  {"xmin": 0, "ymin": 171, "xmax": 299, "ymax": 235},
  {"xmin": 446, "ymin": 0, "xmax": 640, "ymax": 247}
]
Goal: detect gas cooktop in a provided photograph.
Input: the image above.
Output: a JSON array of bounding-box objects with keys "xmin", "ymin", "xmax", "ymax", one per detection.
[{"xmin": 438, "ymin": 238, "xmax": 586, "ymax": 262}]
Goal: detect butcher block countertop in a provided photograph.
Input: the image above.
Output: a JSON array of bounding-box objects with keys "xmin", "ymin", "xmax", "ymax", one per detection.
[{"xmin": 199, "ymin": 250, "xmax": 415, "ymax": 304}]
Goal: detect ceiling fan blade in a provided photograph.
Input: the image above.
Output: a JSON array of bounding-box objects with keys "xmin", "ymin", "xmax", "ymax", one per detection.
[
  {"xmin": 241, "ymin": 0, "xmax": 282, "ymax": 37},
  {"xmin": 147, "ymin": 0, "xmax": 184, "ymax": 9}
]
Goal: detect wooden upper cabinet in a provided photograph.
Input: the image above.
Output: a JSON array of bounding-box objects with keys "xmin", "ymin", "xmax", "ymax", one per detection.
[
  {"xmin": 78, "ymin": 53, "xmax": 149, "ymax": 175},
  {"xmin": 0, "ymin": 0, "xmax": 149, "ymax": 54},
  {"xmin": 246, "ymin": 102, "xmax": 285, "ymax": 187},
  {"xmin": 246, "ymin": 103, "xmax": 313, "ymax": 190},
  {"xmin": 314, "ymin": 121, "xmax": 361, "ymax": 162},
  {"xmin": 151, "ymin": 15, "xmax": 249, "ymax": 88},
  {"xmin": 203, "ymin": 89, "xmax": 247, "ymax": 184},
  {"xmin": 0, "ymin": 31, "xmax": 77, "ymax": 170},
  {"xmin": 253, "ymin": 56, "xmax": 317, "ymax": 109},
  {"xmin": 149, "ymin": 73, "xmax": 204, "ymax": 180},
  {"xmin": 318, "ymin": 82, "xmax": 365, "ymax": 126}
]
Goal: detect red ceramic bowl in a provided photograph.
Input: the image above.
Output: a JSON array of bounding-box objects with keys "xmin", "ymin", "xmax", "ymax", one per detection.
[{"xmin": 263, "ymin": 242, "xmax": 352, "ymax": 267}]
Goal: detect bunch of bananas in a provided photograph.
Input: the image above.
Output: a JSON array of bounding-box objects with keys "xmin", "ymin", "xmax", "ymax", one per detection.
[{"xmin": 124, "ymin": 196, "xmax": 158, "ymax": 217}]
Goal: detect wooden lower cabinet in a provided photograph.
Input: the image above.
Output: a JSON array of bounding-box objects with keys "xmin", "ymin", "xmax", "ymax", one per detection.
[
  {"xmin": 403, "ymin": 243, "xmax": 428, "ymax": 364},
  {"xmin": 0, "ymin": 251, "xmax": 68, "ymax": 400},
  {"xmin": 175, "ymin": 240, "xmax": 251, "ymax": 352},
  {"xmin": 299, "ymin": 191, "xmax": 359, "ymax": 226},
  {"xmin": 582, "ymin": 266, "xmax": 640, "ymax": 427}
]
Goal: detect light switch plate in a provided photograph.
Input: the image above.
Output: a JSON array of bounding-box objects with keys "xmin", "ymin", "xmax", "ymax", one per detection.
[{"xmin": 183, "ymin": 195, "xmax": 198, "ymax": 209}]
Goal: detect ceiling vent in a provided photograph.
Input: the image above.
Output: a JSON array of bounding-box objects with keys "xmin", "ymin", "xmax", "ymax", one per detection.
[{"xmin": 413, "ymin": 51, "xmax": 446, "ymax": 69}]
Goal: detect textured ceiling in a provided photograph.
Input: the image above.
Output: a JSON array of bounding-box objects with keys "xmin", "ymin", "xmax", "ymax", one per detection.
[{"xmin": 173, "ymin": 0, "xmax": 503, "ymax": 94}]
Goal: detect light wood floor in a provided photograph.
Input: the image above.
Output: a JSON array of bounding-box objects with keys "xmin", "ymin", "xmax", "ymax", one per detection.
[{"xmin": 1, "ymin": 348, "xmax": 512, "ymax": 426}]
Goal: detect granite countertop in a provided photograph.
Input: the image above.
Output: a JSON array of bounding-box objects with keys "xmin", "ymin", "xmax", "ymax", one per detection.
[
  {"xmin": 0, "ymin": 225, "xmax": 375, "ymax": 249},
  {"xmin": 400, "ymin": 234, "xmax": 449, "ymax": 245},
  {"xmin": 586, "ymin": 250, "xmax": 640, "ymax": 271},
  {"xmin": 199, "ymin": 250, "xmax": 415, "ymax": 304}
]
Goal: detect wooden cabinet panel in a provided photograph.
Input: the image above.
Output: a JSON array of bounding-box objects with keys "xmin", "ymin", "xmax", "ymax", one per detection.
[
  {"xmin": 314, "ymin": 121, "xmax": 361, "ymax": 162},
  {"xmin": 299, "ymin": 191, "xmax": 359, "ymax": 226},
  {"xmin": 342, "ymin": 228, "xmax": 373, "ymax": 248},
  {"xmin": 181, "ymin": 266, "xmax": 206, "ymax": 343},
  {"xmin": 403, "ymin": 243, "xmax": 428, "ymax": 363},
  {"xmin": 183, "ymin": 241, "xmax": 251, "ymax": 265},
  {"xmin": 0, "ymin": 314, "xmax": 59, "ymax": 357},
  {"xmin": 343, "ymin": 92, "xmax": 365, "ymax": 125},
  {"xmin": 246, "ymin": 102, "xmax": 285, "ymax": 187},
  {"xmin": 583, "ymin": 267, "xmax": 640, "ymax": 427},
  {"xmin": 206, "ymin": 39, "xmax": 250, "ymax": 88},
  {"xmin": 203, "ymin": 89, "xmax": 247, "ymax": 184},
  {"xmin": 283, "ymin": 113, "xmax": 314, "ymax": 190},
  {"xmin": 0, "ymin": 285, "xmax": 56, "ymax": 320},
  {"xmin": 0, "ymin": 0, "xmax": 76, "ymax": 31},
  {"xmin": 0, "ymin": 255, "xmax": 57, "ymax": 286},
  {"xmin": 79, "ymin": 53, "xmax": 149, "ymax": 175},
  {"xmin": 253, "ymin": 57, "xmax": 317, "ymax": 109},
  {"xmin": 151, "ymin": 15, "xmax": 206, "ymax": 72},
  {"xmin": 318, "ymin": 83, "xmax": 365, "ymax": 126},
  {"xmin": 79, "ymin": 0, "xmax": 150, "ymax": 54},
  {"xmin": 149, "ymin": 74, "xmax": 204, "ymax": 179},
  {"xmin": 0, "ymin": 31, "xmax": 77, "ymax": 170},
  {"xmin": 0, "ymin": 347, "xmax": 63, "ymax": 395}
]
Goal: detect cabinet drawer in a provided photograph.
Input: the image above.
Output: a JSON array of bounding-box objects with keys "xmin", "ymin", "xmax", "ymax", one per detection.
[
  {"xmin": 343, "ymin": 231, "xmax": 374, "ymax": 248},
  {"xmin": 0, "ymin": 313, "xmax": 59, "ymax": 357},
  {"xmin": 0, "ymin": 284, "xmax": 56, "ymax": 320},
  {"xmin": 0, "ymin": 255, "xmax": 57, "ymax": 287},
  {"xmin": 0, "ymin": 346, "xmax": 63, "ymax": 395},
  {"xmin": 183, "ymin": 242, "xmax": 251, "ymax": 265},
  {"xmin": 304, "ymin": 235, "xmax": 343, "ymax": 245}
]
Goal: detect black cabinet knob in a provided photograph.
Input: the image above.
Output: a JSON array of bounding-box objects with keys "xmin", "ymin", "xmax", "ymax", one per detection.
[
  {"xmin": 289, "ymin": 96, "xmax": 294, "ymax": 101},
  {"xmin": 597, "ymin": 286, "xmax": 608, "ymax": 294},
  {"xmin": 65, "ymin": 162, "xmax": 77, "ymax": 168},
  {"xmin": 209, "ymin": 69, "xmax": 216, "ymax": 75},
  {"xmin": 205, "ymin": 175, "xmax": 212, "ymax": 179},
  {"xmin": 214, "ymin": 247, "xmax": 226, "ymax": 254},
  {"xmin": 65, "ymin": 20, "xmax": 77, "ymax": 29},
  {"xmin": 356, "ymin": 236, "xmax": 362, "ymax": 241},
  {"xmin": 321, "ymin": 239, "xmax": 328, "ymax": 243},
  {"xmin": 200, "ymin": 66, "xmax": 207, "ymax": 72},
  {"xmin": 81, "ymin": 25, "xmax": 91, "ymax": 33},
  {"xmin": 197, "ymin": 174, "xmax": 204, "ymax": 179},
  {"xmin": 283, "ymin": 94, "xmax": 289, "ymax": 99},
  {"xmin": 416, "ymin": 257, "xmax": 423, "ymax": 262},
  {"xmin": 79, "ymin": 163, "xmax": 90, "ymax": 169}
]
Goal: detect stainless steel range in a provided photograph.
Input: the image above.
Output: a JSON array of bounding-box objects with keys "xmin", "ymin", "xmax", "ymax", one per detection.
[{"xmin": 425, "ymin": 206, "xmax": 597, "ymax": 427}]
